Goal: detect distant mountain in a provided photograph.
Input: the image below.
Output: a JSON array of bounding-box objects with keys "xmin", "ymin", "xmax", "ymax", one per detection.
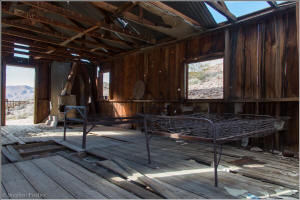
[{"xmin": 6, "ymin": 85, "xmax": 34, "ymax": 101}]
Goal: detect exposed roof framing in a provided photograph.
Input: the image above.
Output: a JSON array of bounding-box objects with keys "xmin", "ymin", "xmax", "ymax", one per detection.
[
  {"xmin": 2, "ymin": 29, "xmax": 105, "ymax": 61},
  {"xmin": 2, "ymin": 8, "xmax": 131, "ymax": 48},
  {"xmin": 59, "ymin": 25, "xmax": 99, "ymax": 46},
  {"xmin": 145, "ymin": 2, "xmax": 203, "ymax": 27},
  {"xmin": 115, "ymin": 2, "xmax": 138, "ymax": 16},
  {"xmin": 206, "ymin": 2, "xmax": 237, "ymax": 22},
  {"xmin": 21, "ymin": 2, "xmax": 155, "ymax": 44},
  {"xmin": 267, "ymin": 1, "xmax": 278, "ymax": 8},
  {"xmin": 2, "ymin": 19, "xmax": 121, "ymax": 53},
  {"xmin": 1, "ymin": 1, "xmax": 295, "ymax": 64},
  {"xmin": 91, "ymin": 2, "xmax": 161, "ymax": 27},
  {"xmin": 2, "ymin": 46, "xmax": 80, "ymax": 63}
]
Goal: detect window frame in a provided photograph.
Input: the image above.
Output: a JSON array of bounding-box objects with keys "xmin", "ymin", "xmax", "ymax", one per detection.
[{"xmin": 184, "ymin": 52, "xmax": 225, "ymax": 100}]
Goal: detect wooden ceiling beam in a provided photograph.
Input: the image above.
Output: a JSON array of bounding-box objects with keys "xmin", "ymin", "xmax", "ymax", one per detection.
[
  {"xmin": 2, "ymin": 19, "xmax": 121, "ymax": 52},
  {"xmin": 21, "ymin": 2, "xmax": 155, "ymax": 44},
  {"xmin": 2, "ymin": 36, "xmax": 91, "ymax": 60},
  {"xmin": 2, "ymin": 7, "xmax": 132, "ymax": 48},
  {"xmin": 2, "ymin": 41, "xmax": 47, "ymax": 53},
  {"xmin": 91, "ymin": 1, "xmax": 176, "ymax": 41},
  {"xmin": 206, "ymin": 2, "xmax": 237, "ymax": 22},
  {"xmin": 115, "ymin": 2, "xmax": 138, "ymax": 16},
  {"xmin": 2, "ymin": 29, "xmax": 106, "ymax": 60},
  {"xmin": 92, "ymin": 2, "xmax": 160, "ymax": 27},
  {"xmin": 146, "ymin": 2, "xmax": 202, "ymax": 27},
  {"xmin": 2, "ymin": 47, "xmax": 78, "ymax": 62},
  {"xmin": 59, "ymin": 25, "xmax": 99, "ymax": 46},
  {"xmin": 2, "ymin": 43, "xmax": 84, "ymax": 61},
  {"xmin": 267, "ymin": 1, "xmax": 278, "ymax": 8}
]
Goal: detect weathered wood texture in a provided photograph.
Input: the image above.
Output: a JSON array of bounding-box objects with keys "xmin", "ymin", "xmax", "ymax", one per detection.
[
  {"xmin": 97, "ymin": 10, "xmax": 298, "ymax": 152},
  {"xmin": 34, "ymin": 61, "xmax": 51, "ymax": 123},
  {"xmin": 1, "ymin": 60, "xmax": 6, "ymax": 126}
]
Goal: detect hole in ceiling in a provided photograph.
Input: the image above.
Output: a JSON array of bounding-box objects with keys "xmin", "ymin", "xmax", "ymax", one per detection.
[{"xmin": 224, "ymin": 1, "xmax": 270, "ymax": 17}]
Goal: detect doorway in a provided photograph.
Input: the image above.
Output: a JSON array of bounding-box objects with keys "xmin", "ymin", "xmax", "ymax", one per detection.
[{"xmin": 5, "ymin": 65, "xmax": 36, "ymax": 125}]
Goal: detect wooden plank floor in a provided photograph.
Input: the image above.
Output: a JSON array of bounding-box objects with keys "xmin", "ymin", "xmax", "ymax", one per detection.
[{"xmin": 1, "ymin": 124, "xmax": 299, "ymax": 199}]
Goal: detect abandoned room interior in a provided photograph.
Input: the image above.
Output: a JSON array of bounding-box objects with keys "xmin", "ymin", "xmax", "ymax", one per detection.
[{"xmin": 0, "ymin": 1, "xmax": 299, "ymax": 199}]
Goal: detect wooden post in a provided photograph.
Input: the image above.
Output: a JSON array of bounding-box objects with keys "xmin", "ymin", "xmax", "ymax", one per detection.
[
  {"xmin": 1, "ymin": 60, "xmax": 7, "ymax": 126},
  {"xmin": 224, "ymin": 29, "xmax": 230, "ymax": 100},
  {"xmin": 297, "ymin": 2, "xmax": 299, "ymax": 51}
]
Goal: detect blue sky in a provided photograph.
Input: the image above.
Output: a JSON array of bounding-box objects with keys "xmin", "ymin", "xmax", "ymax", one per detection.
[
  {"xmin": 206, "ymin": 1, "xmax": 273, "ymax": 23},
  {"xmin": 6, "ymin": 65, "xmax": 35, "ymax": 87}
]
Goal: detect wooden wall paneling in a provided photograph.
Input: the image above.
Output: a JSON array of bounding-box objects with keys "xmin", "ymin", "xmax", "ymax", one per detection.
[
  {"xmin": 285, "ymin": 12, "xmax": 299, "ymax": 97},
  {"xmin": 34, "ymin": 61, "xmax": 51, "ymax": 124},
  {"xmin": 168, "ymin": 45, "xmax": 176, "ymax": 99},
  {"xmin": 244, "ymin": 24, "xmax": 256, "ymax": 98},
  {"xmin": 162, "ymin": 46, "xmax": 170, "ymax": 100},
  {"xmin": 96, "ymin": 10, "xmax": 298, "ymax": 152},
  {"xmin": 259, "ymin": 23, "xmax": 266, "ymax": 99},
  {"xmin": 178, "ymin": 41, "xmax": 186, "ymax": 99},
  {"xmin": 174, "ymin": 44, "xmax": 180, "ymax": 100},
  {"xmin": 224, "ymin": 29, "xmax": 230, "ymax": 100},
  {"xmin": 157, "ymin": 47, "xmax": 166, "ymax": 100},
  {"xmin": 232, "ymin": 27, "xmax": 245, "ymax": 99},
  {"xmin": 297, "ymin": 2, "xmax": 299, "ymax": 51},
  {"xmin": 264, "ymin": 16, "xmax": 277, "ymax": 98}
]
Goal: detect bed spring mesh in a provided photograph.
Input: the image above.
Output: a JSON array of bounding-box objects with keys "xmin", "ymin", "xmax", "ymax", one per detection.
[{"xmin": 144, "ymin": 113, "xmax": 285, "ymax": 143}]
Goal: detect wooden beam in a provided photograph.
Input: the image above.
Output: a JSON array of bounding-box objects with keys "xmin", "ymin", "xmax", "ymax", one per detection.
[
  {"xmin": 297, "ymin": 2, "xmax": 299, "ymax": 51},
  {"xmin": 115, "ymin": 2, "xmax": 138, "ymax": 16},
  {"xmin": 267, "ymin": 1, "xmax": 278, "ymax": 8},
  {"xmin": 2, "ymin": 19, "xmax": 121, "ymax": 52},
  {"xmin": 146, "ymin": 2, "xmax": 202, "ymax": 26},
  {"xmin": 2, "ymin": 48, "xmax": 74, "ymax": 62},
  {"xmin": 2, "ymin": 30, "xmax": 105, "ymax": 61},
  {"xmin": 59, "ymin": 25, "xmax": 99, "ymax": 46},
  {"xmin": 2, "ymin": 7, "xmax": 131, "ymax": 48},
  {"xmin": 20, "ymin": 2, "xmax": 155, "ymax": 44},
  {"xmin": 206, "ymin": 2, "xmax": 237, "ymax": 22},
  {"xmin": 91, "ymin": 2, "xmax": 169, "ymax": 28},
  {"xmin": 2, "ymin": 43, "xmax": 82, "ymax": 61}
]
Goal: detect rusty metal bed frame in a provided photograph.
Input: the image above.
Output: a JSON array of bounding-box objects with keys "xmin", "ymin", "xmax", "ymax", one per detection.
[
  {"xmin": 140, "ymin": 113, "xmax": 287, "ymax": 187},
  {"xmin": 63, "ymin": 105, "xmax": 287, "ymax": 187},
  {"xmin": 63, "ymin": 105, "xmax": 141, "ymax": 149}
]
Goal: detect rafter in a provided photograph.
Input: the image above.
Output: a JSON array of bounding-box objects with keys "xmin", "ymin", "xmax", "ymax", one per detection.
[
  {"xmin": 2, "ymin": 19, "xmax": 121, "ymax": 53},
  {"xmin": 91, "ymin": 1, "xmax": 176, "ymax": 42},
  {"xmin": 115, "ymin": 2, "xmax": 138, "ymax": 16},
  {"xmin": 59, "ymin": 25, "xmax": 99, "ymax": 46},
  {"xmin": 2, "ymin": 29, "xmax": 107, "ymax": 60},
  {"xmin": 2, "ymin": 47, "xmax": 79, "ymax": 62},
  {"xmin": 2, "ymin": 35, "xmax": 96, "ymax": 61},
  {"xmin": 145, "ymin": 2, "xmax": 203, "ymax": 27},
  {"xmin": 206, "ymin": 2, "xmax": 237, "ymax": 22},
  {"xmin": 20, "ymin": 2, "xmax": 155, "ymax": 44},
  {"xmin": 267, "ymin": 1, "xmax": 278, "ymax": 8},
  {"xmin": 2, "ymin": 43, "xmax": 83, "ymax": 61},
  {"xmin": 2, "ymin": 7, "xmax": 132, "ymax": 48}
]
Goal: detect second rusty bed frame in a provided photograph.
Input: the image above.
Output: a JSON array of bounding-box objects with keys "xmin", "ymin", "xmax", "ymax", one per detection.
[{"xmin": 63, "ymin": 105, "xmax": 287, "ymax": 187}]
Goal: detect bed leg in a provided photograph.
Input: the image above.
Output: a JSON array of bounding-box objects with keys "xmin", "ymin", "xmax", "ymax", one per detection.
[
  {"xmin": 82, "ymin": 108, "xmax": 87, "ymax": 149},
  {"xmin": 144, "ymin": 116, "xmax": 151, "ymax": 164},
  {"xmin": 213, "ymin": 142, "xmax": 218, "ymax": 187},
  {"xmin": 63, "ymin": 112, "xmax": 67, "ymax": 141},
  {"xmin": 82, "ymin": 122, "xmax": 87, "ymax": 149}
]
